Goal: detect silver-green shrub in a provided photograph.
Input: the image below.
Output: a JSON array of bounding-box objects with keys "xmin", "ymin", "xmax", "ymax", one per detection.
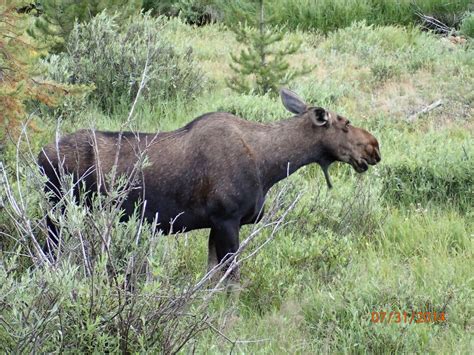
[
  {"xmin": 45, "ymin": 12, "xmax": 204, "ymax": 112},
  {"xmin": 0, "ymin": 124, "xmax": 300, "ymax": 352}
]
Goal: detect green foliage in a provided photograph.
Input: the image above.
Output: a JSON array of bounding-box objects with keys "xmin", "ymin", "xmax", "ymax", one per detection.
[
  {"xmin": 29, "ymin": 0, "xmax": 142, "ymax": 53},
  {"xmin": 460, "ymin": 12, "xmax": 474, "ymax": 38},
  {"xmin": 139, "ymin": 0, "xmax": 473, "ymax": 32},
  {"xmin": 217, "ymin": 0, "xmax": 473, "ymax": 33},
  {"xmin": 44, "ymin": 12, "xmax": 204, "ymax": 112},
  {"xmin": 0, "ymin": 158, "xmax": 215, "ymax": 352},
  {"xmin": 381, "ymin": 135, "xmax": 473, "ymax": 212},
  {"xmin": 177, "ymin": 0, "xmax": 222, "ymax": 25},
  {"xmin": 325, "ymin": 22, "xmax": 440, "ymax": 72},
  {"xmin": 0, "ymin": 231, "xmax": 207, "ymax": 352},
  {"xmin": 0, "ymin": 1, "xmax": 85, "ymax": 140},
  {"xmin": 214, "ymin": 92, "xmax": 284, "ymax": 122},
  {"xmin": 300, "ymin": 249, "xmax": 472, "ymax": 353},
  {"xmin": 227, "ymin": 0, "xmax": 311, "ymax": 96},
  {"xmin": 143, "ymin": 0, "xmax": 222, "ymax": 25},
  {"xmin": 142, "ymin": 0, "xmax": 178, "ymax": 15},
  {"xmin": 413, "ymin": 0, "xmax": 473, "ymax": 29}
]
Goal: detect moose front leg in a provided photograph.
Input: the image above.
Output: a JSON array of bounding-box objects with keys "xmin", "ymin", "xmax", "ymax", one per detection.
[{"xmin": 208, "ymin": 219, "xmax": 240, "ymax": 283}]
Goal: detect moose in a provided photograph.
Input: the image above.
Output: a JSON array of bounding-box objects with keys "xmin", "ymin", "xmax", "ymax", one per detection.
[{"xmin": 38, "ymin": 89, "xmax": 380, "ymax": 278}]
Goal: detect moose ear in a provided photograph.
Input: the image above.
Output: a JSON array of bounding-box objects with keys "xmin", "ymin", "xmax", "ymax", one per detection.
[
  {"xmin": 280, "ymin": 88, "xmax": 308, "ymax": 114},
  {"xmin": 310, "ymin": 107, "xmax": 328, "ymax": 126}
]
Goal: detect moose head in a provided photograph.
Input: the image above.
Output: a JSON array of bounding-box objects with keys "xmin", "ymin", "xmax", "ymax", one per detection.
[{"xmin": 280, "ymin": 88, "xmax": 381, "ymax": 188}]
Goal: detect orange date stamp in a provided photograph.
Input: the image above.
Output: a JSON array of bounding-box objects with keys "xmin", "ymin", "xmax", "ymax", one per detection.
[{"xmin": 371, "ymin": 311, "xmax": 446, "ymax": 324}]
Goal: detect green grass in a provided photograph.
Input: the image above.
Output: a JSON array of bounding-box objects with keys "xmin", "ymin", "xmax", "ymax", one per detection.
[
  {"xmin": 461, "ymin": 12, "xmax": 474, "ymax": 38},
  {"xmin": 144, "ymin": 0, "xmax": 473, "ymax": 33},
  {"xmin": 1, "ymin": 17, "xmax": 473, "ymax": 353},
  {"xmin": 215, "ymin": 0, "xmax": 473, "ymax": 33}
]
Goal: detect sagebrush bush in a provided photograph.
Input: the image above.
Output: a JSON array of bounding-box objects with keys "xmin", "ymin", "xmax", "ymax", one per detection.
[
  {"xmin": 0, "ymin": 153, "xmax": 214, "ymax": 352},
  {"xmin": 44, "ymin": 12, "xmax": 205, "ymax": 113},
  {"xmin": 0, "ymin": 127, "xmax": 301, "ymax": 352}
]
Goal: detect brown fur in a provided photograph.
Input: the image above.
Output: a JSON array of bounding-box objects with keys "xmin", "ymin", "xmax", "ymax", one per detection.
[{"xmin": 38, "ymin": 89, "xmax": 381, "ymax": 279}]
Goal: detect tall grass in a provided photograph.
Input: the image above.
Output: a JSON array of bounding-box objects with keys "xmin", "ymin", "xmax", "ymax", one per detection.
[
  {"xmin": 460, "ymin": 12, "xmax": 474, "ymax": 38},
  {"xmin": 216, "ymin": 0, "xmax": 472, "ymax": 32},
  {"xmin": 140, "ymin": 0, "xmax": 473, "ymax": 33}
]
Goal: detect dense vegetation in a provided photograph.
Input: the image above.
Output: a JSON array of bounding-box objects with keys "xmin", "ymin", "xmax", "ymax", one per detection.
[
  {"xmin": 1, "ymin": 0, "xmax": 473, "ymax": 353},
  {"xmin": 143, "ymin": 0, "xmax": 474, "ymax": 33}
]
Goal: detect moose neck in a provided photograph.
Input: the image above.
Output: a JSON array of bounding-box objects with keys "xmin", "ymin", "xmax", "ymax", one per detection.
[{"xmin": 256, "ymin": 116, "xmax": 323, "ymax": 191}]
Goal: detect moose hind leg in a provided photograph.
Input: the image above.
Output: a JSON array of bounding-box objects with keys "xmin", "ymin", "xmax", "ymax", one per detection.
[
  {"xmin": 42, "ymin": 214, "xmax": 59, "ymax": 260},
  {"xmin": 41, "ymin": 174, "xmax": 64, "ymax": 261},
  {"xmin": 210, "ymin": 219, "xmax": 240, "ymax": 282},
  {"xmin": 207, "ymin": 230, "xmax": 218, "ymax": 272},
  {"xmin": 42, "ymin": 180, "xmax": 62, "ymax": 261}
]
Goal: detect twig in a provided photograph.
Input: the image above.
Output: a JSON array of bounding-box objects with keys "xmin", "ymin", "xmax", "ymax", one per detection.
[
  {"xmin": 407, "ymin": 99, "xmax": 443, "ymax": 122},
  {"xmin": 415, "ymin": 11, "xmax": 454, "ymax": 36}
]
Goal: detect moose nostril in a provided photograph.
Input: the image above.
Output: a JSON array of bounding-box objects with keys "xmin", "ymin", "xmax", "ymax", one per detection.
[{"xmin": 374, "ymin": 148, "xmax": 381, "ymax": 162}]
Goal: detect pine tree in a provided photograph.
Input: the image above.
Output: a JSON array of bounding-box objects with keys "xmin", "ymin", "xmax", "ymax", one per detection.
[
  {"xmin": 0, "ymin": 2, "xmax": 81, "ymax": 141},
  {"xmin": 227, "ymin": 0, "xmax": 311, "ymax": 96},
  {"xmin": 29, "ymin": 0, "xmax": 142, "ymax": 53}
]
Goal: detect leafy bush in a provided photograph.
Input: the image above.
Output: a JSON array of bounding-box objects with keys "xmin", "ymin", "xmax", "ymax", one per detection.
[
  {"xmin": 44, "ymin": 12, "xmax": 205, "ymax": 113},
  {"xmin": 370, "ymin": 60, "xmax": 401, "ymax": 83}
]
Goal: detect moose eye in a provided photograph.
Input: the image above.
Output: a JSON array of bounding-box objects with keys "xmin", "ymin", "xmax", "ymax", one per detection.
[{"xmin": 343, "ymin": 121, "xmax": 350, "ymax": 132}]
